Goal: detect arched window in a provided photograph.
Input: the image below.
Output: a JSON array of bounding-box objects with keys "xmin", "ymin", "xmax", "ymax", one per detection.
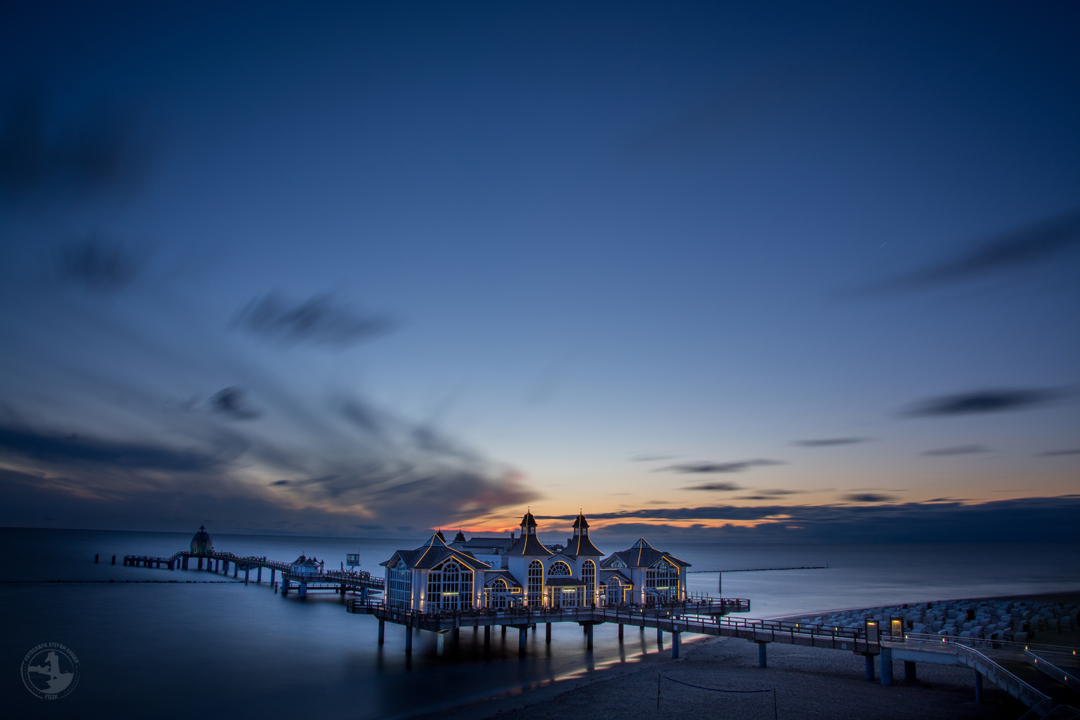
[
  {"xmin": 491, "ymin": 578, "xmax": 509, "ymax": 609},
  {"xmin": 548, "ymin": 561, "xmax": 571, "ymax": 577},
  {"xmin": 646, "ymin": 559, "xmax": 678, "ymax": 601},
  {"xmin": 582, "ymin": 560, "xmax": 596, "ymax": 605},
  {"xmin": 604, "ymin": 577, "xmax": 624, "ymax": 606},
  {"xmin": 428, "ymin": 559, "xmax": 473, "ymax": 612},
  {"xmin": 527, "ymin": 560, "xmax": 544, "ymax": 606}
]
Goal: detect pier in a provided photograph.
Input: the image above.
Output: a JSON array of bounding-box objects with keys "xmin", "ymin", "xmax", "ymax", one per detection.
[{"xmin": 122, "ymin": 550, "xmax": 385, "ymax": 598}]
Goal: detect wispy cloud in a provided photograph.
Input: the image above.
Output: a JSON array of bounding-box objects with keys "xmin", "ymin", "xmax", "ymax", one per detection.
[
  {"xmin": 902, "ymin": 388, "xmax": 1063, "ymax": 418},
  {"xmin": 793, "ymin": 437, "xmax": 871, "ymax": 447},
  {"xmin": 922, "ymin": 444, "xmax": 989, "ymax": 457},
  {"xmin": 54, "ymin": 237, "xmax": 145, "ymax": 293},
  {"xmin": 860, "ymin": 208, "xmax": 1080, "ymax": 293},
  {"xmin": 232, "ymin": 292, "xmax": 393, "ymax": 349},
  {"xmin": 0, "ymin": 423, "xmax": 231, "ymax": 473},
  {"xmin": 1040, "ymin": 449, "xmax": 1080, "ymax": 457},
  {"xmin": 842, "ymin": 492, "xmax": 897, "ymax": 503},
  {"xmin": 210, "ymin": 387, "xmax": 262, "ymax": 421},
  {"xmin": 659, "ymin": 459, "xmax": 784, "ymax": 474},
  {"xmin": 683, "ymin": 481, "xmax": 742, "ymax": 492}
]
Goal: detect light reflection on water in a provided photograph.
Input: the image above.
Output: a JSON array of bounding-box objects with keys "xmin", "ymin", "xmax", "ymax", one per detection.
[{"xmin": 2, "ymin": 528, "xmax": 1077, "ymax": 719}]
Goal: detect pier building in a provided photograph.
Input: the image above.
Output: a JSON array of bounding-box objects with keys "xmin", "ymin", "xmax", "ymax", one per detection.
[
  {"xmin": 379, "ymin": 511, "xmax": 689, "ymax": 612},
  {"xmin": 190, "ymin": 526, "xmax": 213, "ymax": 554}
]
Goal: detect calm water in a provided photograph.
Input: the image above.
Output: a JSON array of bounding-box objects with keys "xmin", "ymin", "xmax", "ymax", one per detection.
[{"xmin": 3, "ymin": 527, "xmax": 1078, "ymax": 718}]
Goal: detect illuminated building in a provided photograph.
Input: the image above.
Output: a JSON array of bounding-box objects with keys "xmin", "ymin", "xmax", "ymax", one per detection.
[{"xmin": 380, "ymin": 511, "xmax": 690, "ymax": 611}]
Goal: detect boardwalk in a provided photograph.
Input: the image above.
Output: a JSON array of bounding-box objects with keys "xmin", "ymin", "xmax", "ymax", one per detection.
[{"xmin": 123, "ymin": 550, "xmax": 384, "ymax": 597}]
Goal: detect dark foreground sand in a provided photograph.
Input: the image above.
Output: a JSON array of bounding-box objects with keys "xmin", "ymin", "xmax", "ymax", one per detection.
[{"xmin": 423, "ymin": 593, "xmax": 1080, "ymax": 720}]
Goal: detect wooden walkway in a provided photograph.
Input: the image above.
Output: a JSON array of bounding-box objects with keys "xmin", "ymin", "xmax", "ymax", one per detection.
[{"xmin": 122, "ymin": 550, "xmax": 384, "ymax": 595}]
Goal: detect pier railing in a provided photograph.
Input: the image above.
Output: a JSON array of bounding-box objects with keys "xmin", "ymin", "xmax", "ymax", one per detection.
[
  {"xmin": 1026, "ymin": 650, "xmax": 1080, "ymax": 694},
  {"xmin": 954, "ymin": 644, "xmax": 1053, "ymax": 717}
]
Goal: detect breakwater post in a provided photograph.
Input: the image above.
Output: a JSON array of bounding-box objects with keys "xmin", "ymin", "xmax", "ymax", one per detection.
[
  {"xmin": 758, "ymin": 642, "xmax": 768, "ymax": 668},
  {"xmin": 880, "ymin": 647, "xmax": 893, "ymax": 686},
  {"xmin": 94, "ymin": 554, "xmax": 99, "ymax": 563},
  {"xmin": 111, "ymin": 555, "xmax": 116, "ymax": 565},
  {"xmin": 865, "ymin": 655, "xmax": 875, "ymax": 681}
]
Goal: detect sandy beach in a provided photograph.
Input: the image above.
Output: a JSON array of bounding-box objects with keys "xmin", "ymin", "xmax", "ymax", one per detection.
[{"xmin": 424, "ymin": 593, "xmax": 1080, "ymax": 720}]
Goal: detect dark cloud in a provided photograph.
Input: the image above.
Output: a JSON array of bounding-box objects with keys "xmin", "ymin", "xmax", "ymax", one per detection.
[
  {"xmin": 579, "ymin": 496, "xmax": 1080, "ymax": 544},
  {"xmin": 902, "ymin": 388, "xmax": 1063, "ymax": 417},
  {"xmin": 862, "ymin": 208, "xmax": 1080, "ymax": 293},
  {"xmin": 842, "ymin": 492, "xmax": 897, "ymax": 503},
  {"xmin": 683, "ymin": 482, "xmax": 742, "ymax": 492},
  {"xmin": 0, "ymin": 423, "xmax": 226, "ymax": 473},
  {"xmin": 55, "ymin": 237, "xmax": 144, "ymax": 292},
  {"xmin": 793, "ymin": 437, "xmax": 871, "ymax": 447},
  {"xmin": 1040, "ymin": 449, "xmax": 1080, "ymax": 457},
  {"xmin": 659, "ymin": 459, "xmax": 783, "ymax": 474},
  {"xmin": 922, "ymin": 444, "xmax": 989, "ymax": 457},
  {"xmin": 232, "ymin": 292, "xmax": 393, "ymax": 349},
  {"xmin": 339, "ymin": 398, "xmax": 386, "ymax": 438},
  {"xmin": 0, "ymin": 87, "xmax": 148, "ymax": 205},
  {"xmin": 210, "ymin": 387, "xmax": 262, "ymax": 421}
]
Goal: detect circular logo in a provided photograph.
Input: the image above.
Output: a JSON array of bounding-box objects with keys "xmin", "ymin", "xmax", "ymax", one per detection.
[{"xmin": 21, "ymin": 643, "xmax": 80, "ymax": 699}]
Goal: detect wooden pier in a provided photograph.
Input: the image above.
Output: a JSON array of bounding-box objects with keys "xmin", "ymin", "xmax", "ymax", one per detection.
[{"xmin": 121, "ymin": 550, "xmax": 384, "ymax": 597}]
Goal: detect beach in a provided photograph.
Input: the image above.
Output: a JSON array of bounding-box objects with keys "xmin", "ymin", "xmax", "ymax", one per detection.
[{"xmin": 426, "ymin": 592, "xmax": 1080, "ymax": 720}]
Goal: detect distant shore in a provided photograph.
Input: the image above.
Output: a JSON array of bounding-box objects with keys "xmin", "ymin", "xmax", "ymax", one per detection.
[{"xmin": 419, "ymin": 590, "xmax": 1080, "ymax": 720}]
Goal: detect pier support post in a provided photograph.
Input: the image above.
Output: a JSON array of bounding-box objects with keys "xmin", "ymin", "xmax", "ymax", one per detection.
[
  {"xmin": 904, "ymin": 661, "xmax": 917, "ymax": 682},
  {"xmin": 974, "ymin": 670, "xmax": 983, "ymax": 704},
  {"xmin": 672, "ymin": 631, "xmax": 681, "ymax": 659},
  {"xmin": 245, "ymin": 567, "xmax": 249, "ymax": 585},
  {"xmin": 546, "ymin": 623, "xmax": 552, "ymax": 643},
  {"xmin": 95, "ymin": 554, "xmax": 99, "ymax": 563},
  {"xmin": 437, "ymin": 632, "xmax": 445, "ymax": 657},
  {"xmin": 657, "ymin": 628, "xmax": 663, "ymax": 645},
  {"xmin": 865, "ymin": 654, "xmax": 875, "ymax": 682},
  {"xmin": 484, "ymin": 626, "xmax": 491, "ymax": 648},
  {"xmin": 758, "ymin": 642, "xmax": 768, "ymax": 668},
  {"xmin": 502, "ymin": 625, "xmax": 507, "ymax": 637},
  {"xmin": 198, "ymin": 557, "xmax": 203, "ymax": 570},
  {"xmin": 182, "ymin": 557, "xmax": 188, "ymax": 570},
  {"xmin": 257, "ymin": 566, "xmax": 262, "ymax": 583},
  {"xmin": 519, "ymin": 627, "xmax": 528, "ymax": 656},
  {"xmin": 880, "ymin": 647, "xmax": 893, "ymax": 686},
  {"xmin": 452, "ymin": 627, "xmax": 460, "ymax": 644},
  {"xmin": 586, "ymin": 623, "xmax": 594, "ymax": 650},
  {"xmin": 270, "ymin": 568, "xmax": 276, "ymax": 584},
  {"xmin": 298, "ymin": 582, "xmax": 307, "ymax": 598},
  {"xmin": 405, "ymin": 626, "xmax": 413, "ymax": 654},
  {"xmin": 282, "ymin": 578, "xmax": 290, "ymax": 595},
  {"xmin": 233, "ymin": 564, "xmax": 238, "ymax": 578},
  {"xmin": 112, "ymin": 555, "xmax": 116, "ymax": 565},
  {"xmin": 378, "ymin": 619, "xmax": 385, "ymax": 645}
]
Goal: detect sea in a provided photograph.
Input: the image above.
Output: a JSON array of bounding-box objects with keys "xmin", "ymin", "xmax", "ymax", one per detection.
[{"xmin": 3, "ymin": 527, "xmax": 1078, "ymax": 719}]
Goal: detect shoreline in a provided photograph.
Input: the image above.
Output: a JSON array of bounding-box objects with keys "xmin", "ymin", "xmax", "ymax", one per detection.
[{"xmin": 419, "ymin": 590, "xmax": 1080, "ymax": 720}]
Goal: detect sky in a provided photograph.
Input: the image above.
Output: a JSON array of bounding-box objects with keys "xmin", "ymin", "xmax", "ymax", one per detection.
[{"xmin": 1, "ymin": 1, "xmax": 1078, "ymax": 543}]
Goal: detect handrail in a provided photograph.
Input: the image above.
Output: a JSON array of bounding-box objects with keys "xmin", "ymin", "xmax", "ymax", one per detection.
[
  {"xmin": 1026, "ymin": 650, "xmax": 1080, "ymax": 693},
  {"xmin": 954, "ymin": 644, "xmax": 1052, "ymax": 715},
  {"xmin": 901, "ymin": 633, "xmax": 1079, "ymax": 656}
]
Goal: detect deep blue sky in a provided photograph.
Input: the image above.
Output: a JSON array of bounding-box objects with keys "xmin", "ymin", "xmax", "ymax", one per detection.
[{"xmin": 1, "ymin": 1, "xmax": 1078, "ymax": 540}]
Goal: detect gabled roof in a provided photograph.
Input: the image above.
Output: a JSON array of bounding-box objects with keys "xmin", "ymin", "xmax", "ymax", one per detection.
[
  {"xmin": 379, "ymin": 533, "xmax": 491, "ymax": 571},
  {"xmin": 508, "ymin": 533, "xmax": 554, "ymax": 557},
  {"xmin": 483, "ymin": 570, "xmax": 523, "ymax": 589},
  {"xmin": 600, "ymin": 538, "xmax": 690, "ymax": 569},
  {"xmin": 599, "ymin": 568, "xmax": 632, "ymax": 585}
]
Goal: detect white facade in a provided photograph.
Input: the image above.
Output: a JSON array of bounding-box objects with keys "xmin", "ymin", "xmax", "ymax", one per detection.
[{"xmin": 381, "ymin": 513, "xmax": 690, "ymax": 612}]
